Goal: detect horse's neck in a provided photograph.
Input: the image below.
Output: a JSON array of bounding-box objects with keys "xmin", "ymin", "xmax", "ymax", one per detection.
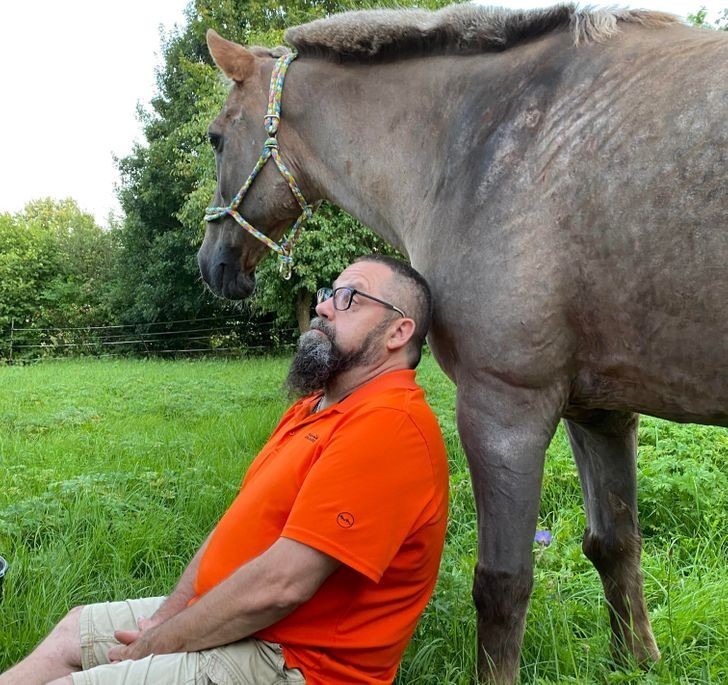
[{"xmin": 286, "ymin": 58, "xmax": 456, "ymax": 253}]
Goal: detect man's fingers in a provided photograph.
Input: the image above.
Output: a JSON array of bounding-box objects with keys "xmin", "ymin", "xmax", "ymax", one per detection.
[
  {"xmin": 108, "ymin": 628, "xmax": 154, "ymax": 663},
  {"xmin": 107, "ymin": 644, "xmax": 127, "ymax": 662},
  {"xmin": 138, "ymin": 617, "xmax": 155, "ymax": 630},
  {"xmin": 114, "ymin": 629, "xmax": 140, "ymax": 645}
]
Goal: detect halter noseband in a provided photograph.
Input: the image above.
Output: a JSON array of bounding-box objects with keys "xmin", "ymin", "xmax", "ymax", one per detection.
[{"xmin": 204, "ymin": 52, "xmax": 317, "ymax": 280}]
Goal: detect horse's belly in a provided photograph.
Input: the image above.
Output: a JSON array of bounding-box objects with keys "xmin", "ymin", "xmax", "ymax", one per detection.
[{"xmin": 569, "ymin": 346, "xmax": 728, "ymax": 426}]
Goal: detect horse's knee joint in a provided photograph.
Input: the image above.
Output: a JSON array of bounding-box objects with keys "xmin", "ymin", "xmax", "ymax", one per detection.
[
  {"xmin": 472, "ymin": 563, "xmax": 533, "ymax": 625},
  {"xmin": 472, "ymin": 564, "xmax": 533, "ymax": 682}
]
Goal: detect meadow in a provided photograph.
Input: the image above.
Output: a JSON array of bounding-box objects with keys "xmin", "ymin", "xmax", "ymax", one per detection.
[{"xmin": 0, "ymin": 356, "xmax": 726, "ymax": 683}]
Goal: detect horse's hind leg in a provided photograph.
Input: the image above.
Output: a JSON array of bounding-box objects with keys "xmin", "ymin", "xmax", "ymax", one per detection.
[{"xmin": 564, "ymin": 410, "xmax": 660, "ymax": 665}]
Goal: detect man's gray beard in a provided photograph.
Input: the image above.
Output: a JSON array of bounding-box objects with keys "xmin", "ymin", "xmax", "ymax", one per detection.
[{"xmin": 285, "ymin": 317, "xmax": 387, "ymax": 398}]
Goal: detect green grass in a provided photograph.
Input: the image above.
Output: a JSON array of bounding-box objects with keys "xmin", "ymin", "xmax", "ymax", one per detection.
[{"xmin": 1, "ymin": 356, "xmax": 727, "ymax": 683}]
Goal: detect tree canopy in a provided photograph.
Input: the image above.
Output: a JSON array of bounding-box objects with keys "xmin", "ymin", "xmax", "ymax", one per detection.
[
  {"xmin": 688, "ymin": 6, "xmax": 728, "ymax": 29},
  {"xmin": 0, "ymin": 199, "xmax": 115, "ymax": 357}
]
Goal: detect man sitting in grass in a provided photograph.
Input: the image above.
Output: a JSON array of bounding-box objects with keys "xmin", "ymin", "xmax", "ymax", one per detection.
[{"xmin": 1, "ymin": 255, "xmax": 449, "ymax": 685}]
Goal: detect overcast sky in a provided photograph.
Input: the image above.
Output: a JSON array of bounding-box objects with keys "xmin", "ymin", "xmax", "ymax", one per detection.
[{"xmin": 0, "ymin": 0, "xmax": 723, "ymax": 226}]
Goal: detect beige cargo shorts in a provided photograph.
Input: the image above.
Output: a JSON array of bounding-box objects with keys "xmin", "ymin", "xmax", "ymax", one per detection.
[{"xmin": 71, "ymin": 597, "xmax": 306, "ymax": 685}]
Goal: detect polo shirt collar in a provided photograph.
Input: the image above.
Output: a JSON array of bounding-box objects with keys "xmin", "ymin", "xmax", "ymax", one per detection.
[
  {"xmin": 303, "ymin": 369, "xmax": 418, "ymax": 419},
  {"xmin": 338, "ymin": 369, "xmax": 418, "ymax": 410}
]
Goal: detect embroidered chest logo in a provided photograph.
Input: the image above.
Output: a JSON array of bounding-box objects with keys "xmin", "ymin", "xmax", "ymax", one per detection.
[
  {"xmin": 336, "ymin": 512, "xmax": 355, "ymax": 528},
  {"xmin": 305, "ymin": 432, "xmax": 319, "ymax": 443}
]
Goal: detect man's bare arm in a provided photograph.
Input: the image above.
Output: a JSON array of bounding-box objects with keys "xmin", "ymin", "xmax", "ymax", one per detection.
[{"xmin": 108, "ymin": 537, "xmax": 339, "ymax": 660}]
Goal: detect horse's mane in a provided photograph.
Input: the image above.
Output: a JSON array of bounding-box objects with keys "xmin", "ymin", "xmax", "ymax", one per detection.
[{"xmin": 284, "ymin": 3, "xmax": 678, "ymax": 62}]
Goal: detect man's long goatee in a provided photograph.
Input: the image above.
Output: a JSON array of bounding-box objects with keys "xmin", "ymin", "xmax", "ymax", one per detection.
[{"xmin": 285, "ymin": 319, "xmax": 352, "ymax": 397}]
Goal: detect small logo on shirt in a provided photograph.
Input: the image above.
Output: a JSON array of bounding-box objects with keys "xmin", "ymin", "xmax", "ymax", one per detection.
[
  {"xmin": 305, "ymin": 432, "xmax": 319, "ymax": 443},
  {"xmin": 337, "ymin": 512, "xmax": 355, "ymax": 528}
]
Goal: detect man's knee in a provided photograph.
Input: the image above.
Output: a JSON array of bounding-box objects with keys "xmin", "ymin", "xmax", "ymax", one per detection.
[
  {"xmin": 47, "ymin": 605, "xmax": 84, "ymax": 669},
  {"xmin": 54, "ymin": 605, "xmax": 83, "ymax": 636},
  {"xmin": 66, "ymin": 606, "xmax": 84, "ymax": 619}
]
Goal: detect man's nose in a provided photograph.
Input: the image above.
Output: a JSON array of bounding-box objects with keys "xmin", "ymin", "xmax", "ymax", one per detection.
[{"xmin": 315, "ymin": 297, "xmax": 334, "ymax": 319}]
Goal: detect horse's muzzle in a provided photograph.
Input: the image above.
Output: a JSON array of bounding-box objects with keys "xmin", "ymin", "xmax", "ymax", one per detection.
[
  {"xmin": 220, "ymin": 267, "xmax": 255, "ymax": 299},
  {"xmin": 198, "ymin": 245, "xmax": 255, "ymax": 300}
]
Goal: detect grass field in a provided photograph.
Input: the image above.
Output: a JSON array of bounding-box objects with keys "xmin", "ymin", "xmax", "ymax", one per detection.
[{"xmin": 1, "ymin": 356, "xmax": 727, "ymax": 683}]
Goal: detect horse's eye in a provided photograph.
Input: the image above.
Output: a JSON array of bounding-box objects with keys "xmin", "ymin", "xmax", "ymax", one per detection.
[{"xmin": 208, "ymin": 132, "xmax": 223, "ymax": 153}]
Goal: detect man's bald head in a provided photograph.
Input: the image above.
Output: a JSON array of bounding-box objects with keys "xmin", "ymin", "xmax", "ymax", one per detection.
[{"xmin": 354, "ymin": 255, "xmax": 433, "ymax": 368}]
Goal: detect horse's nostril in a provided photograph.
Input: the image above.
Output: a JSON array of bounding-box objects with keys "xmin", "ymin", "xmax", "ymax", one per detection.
[{"xmin": 210, "ymin": 262, "xmax": 225, "ymax": 292}]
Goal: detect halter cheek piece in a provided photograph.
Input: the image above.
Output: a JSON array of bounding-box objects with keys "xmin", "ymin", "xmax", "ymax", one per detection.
[{"xmin": 204, "ymin": 52, "xmax": 318, "ymax": 280}]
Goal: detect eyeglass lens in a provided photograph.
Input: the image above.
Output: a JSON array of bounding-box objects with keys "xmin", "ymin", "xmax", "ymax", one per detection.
[
  {"xmin": 333, "ymin": 288, "xmax": 353, "ymax": 310},
  {"xmin": 316, "ymin": 287, "xmax": 353, "ymax": 310},
  {"xmin": 316, "ymin": 287, "xmax": 333, "ymax": 305}
]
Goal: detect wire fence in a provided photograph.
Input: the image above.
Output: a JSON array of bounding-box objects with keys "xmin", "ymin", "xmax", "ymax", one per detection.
[{"xmin": 0, "ymin": 316, "xmax": 299, "ymax": 363}]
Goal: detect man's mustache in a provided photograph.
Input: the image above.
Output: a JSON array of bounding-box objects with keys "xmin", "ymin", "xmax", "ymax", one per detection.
[{"xmin": 309, "ymin": 317, "xmax": 335, "ymax": 341}]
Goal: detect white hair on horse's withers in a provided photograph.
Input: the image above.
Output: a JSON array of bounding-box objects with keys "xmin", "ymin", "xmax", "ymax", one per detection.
[{"xmin": 285, "ymin": 3, "xmax": 679, "ymax": 61}]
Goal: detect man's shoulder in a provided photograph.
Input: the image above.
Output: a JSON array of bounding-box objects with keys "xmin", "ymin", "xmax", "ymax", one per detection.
[{"xmin": 336, "ymin": 378, "xmax": 446, "ymax": 464}]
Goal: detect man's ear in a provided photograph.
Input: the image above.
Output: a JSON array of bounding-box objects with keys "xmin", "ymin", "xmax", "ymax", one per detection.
[
  {"xmin": 206, "ymin": 29, "xmax": 255, "ymax": 82},
  {"xmin": 386, "ymin": 317, "xmax": 416, "ymax": 353}
]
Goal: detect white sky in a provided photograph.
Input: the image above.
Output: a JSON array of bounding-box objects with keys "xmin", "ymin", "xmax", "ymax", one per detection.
[{"xmin": 0, "ymin": 0, "xmax": 723, "ymax": 227}]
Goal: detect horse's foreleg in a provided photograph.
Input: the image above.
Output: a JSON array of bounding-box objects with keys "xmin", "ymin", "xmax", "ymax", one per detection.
[
  {"xmin": 457, "ymin": 382, "xmax": 563, "ymax": 685},
  {"xmin": 564, "ymin": 410, "xmax": 660, "ymax": 666}
]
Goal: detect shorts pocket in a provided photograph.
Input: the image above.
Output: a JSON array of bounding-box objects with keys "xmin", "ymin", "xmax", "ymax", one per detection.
[{"xmin": 199, "ymin": 639, "xmax": 296, "ymax": 685}]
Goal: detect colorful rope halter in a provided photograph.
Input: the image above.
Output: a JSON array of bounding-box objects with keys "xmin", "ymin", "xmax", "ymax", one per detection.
[{"xmin": 204, "ymin": 52, "xmax": 317, "ymax": 280}]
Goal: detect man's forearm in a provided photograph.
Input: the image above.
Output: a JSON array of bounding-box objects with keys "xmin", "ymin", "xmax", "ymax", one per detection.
[
  {"xmin": 110, "ymin": 538, "xmax": 338, "ymax": 661},
  {"xmin": 151, "ymin": 532, "xmax": 212, "ymax": 623},
  {"xmin": 149, "ymin": 541, "xmax": 302, "ymax": 652},
  {"xmin": 156, "ymin": 572, "xmax": 293, "ymax": 653}
]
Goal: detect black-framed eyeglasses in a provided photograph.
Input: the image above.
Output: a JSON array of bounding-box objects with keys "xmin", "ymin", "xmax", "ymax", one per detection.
[{"xmin": 316, "ymin": 287, "xmax": 406, "ymax": 318}]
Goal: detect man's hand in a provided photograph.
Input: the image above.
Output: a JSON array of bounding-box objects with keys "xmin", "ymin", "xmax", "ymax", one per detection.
[{"xmin": 107, "ymin": 616, "xmax": 169, "ymax": 662}]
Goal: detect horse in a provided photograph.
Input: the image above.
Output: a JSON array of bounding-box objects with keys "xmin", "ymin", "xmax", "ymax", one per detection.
[{"xmin": 196, "ymin": 4, "xmax": 728, "ymax": 682}]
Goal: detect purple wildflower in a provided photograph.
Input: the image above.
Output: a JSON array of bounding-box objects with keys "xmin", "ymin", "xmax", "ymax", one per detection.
[{"xmin": 534, "ymin": 530, "xmax": 552, "ymax": 546}]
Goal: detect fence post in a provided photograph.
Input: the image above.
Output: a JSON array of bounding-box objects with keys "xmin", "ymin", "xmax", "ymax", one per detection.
[
  {"xmin": 140, "ymin": 331, "xmax": 150, "ymax": 358},
  {"xmin": 9, "ymin": 318, "xmax": 14, "ymax": 364}
]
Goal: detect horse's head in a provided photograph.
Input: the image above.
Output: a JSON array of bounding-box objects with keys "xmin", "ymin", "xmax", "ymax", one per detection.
[{"xmin": 198, "ymin": 31, "xmax": 313, "ymax": 299}]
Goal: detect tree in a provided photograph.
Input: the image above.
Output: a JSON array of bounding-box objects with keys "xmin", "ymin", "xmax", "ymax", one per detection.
[
  {"xmin": 0, "ymin": 198, "xmax": 115, "ymax": 357},
  {"xmin": 108, "ymin": 18, "xmax": 230, "ymax": 326},
  {"xmin": 688, "ymin": 6, "xmax": 728, "ymax": 29},
  {"xmin": 0, "ymin": 210, "xmax": 60, "ymax": 332}
]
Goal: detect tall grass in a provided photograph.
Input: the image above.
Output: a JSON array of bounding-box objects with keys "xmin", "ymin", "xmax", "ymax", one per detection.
[{"xmin": 1, "ymin": 357, "xmax": 726, "ymax": 683}]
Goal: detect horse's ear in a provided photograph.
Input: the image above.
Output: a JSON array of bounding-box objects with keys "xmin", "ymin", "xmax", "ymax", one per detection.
[{"xmin": 206, "ymin": 29, "xmax": 255, "ymax": 83}]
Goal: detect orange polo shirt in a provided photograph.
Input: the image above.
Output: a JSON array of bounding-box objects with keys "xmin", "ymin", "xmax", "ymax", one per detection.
[{"xmin": 193, "ymin": 369, "xmax": 449, "ymax": 684}]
